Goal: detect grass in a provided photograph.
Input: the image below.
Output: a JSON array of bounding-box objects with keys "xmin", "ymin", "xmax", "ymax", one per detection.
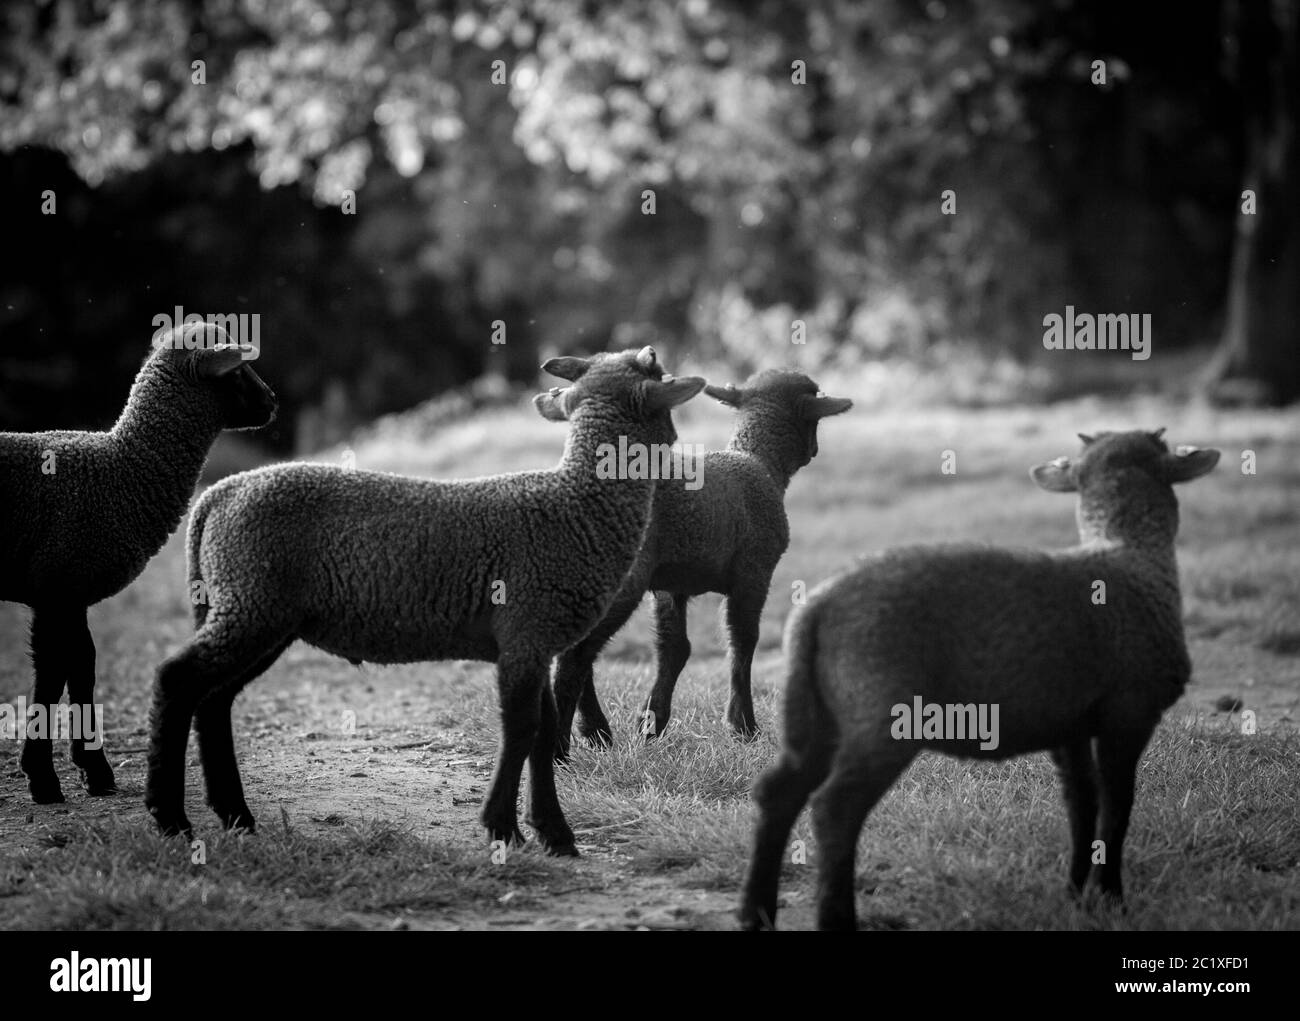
[{"xmin": 1, "ymin": 390, "xmax": 1297, "ymax": 930}]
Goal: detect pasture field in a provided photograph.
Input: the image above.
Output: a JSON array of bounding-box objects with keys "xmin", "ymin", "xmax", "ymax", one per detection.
[{"xmin": 1, "ymin": 394, "xmax": 1297, "ymax": 930}]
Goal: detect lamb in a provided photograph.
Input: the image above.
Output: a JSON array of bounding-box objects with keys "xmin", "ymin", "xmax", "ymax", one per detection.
[
  {"xmin": 0, "ymin": 322, "xmax": 277, "ymax": 804},
  {"xmin": 551, "ymin": 369, "xmax": 852, "ymax": 758},
  {"xmin": 144, "ymin": 346, "xmax": 704, "ymax": 853},
  {"xmin": 739, "ymin": 429, "xmax": 1220, "ymax": 930}
]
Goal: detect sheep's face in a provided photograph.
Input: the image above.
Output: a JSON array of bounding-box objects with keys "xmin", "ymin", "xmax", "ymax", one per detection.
[
  {"xmin": 705, "ymin": 369, "xmax": 852, "ymax": 466},
  {"xmin": 206, "ymin": 361, "xmax": 279, "ymax": 431},
  {"xmin": 534, "ymin": 346, "xmax": 705, "ymax": 446},
  {"xmin": 152, "ymin": 322, "xmax": 278, "ymax": 431}
]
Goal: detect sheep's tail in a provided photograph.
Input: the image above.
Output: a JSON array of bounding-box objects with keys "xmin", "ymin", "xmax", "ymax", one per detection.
[
  {"xmin": 780, "ymin": 599, "xmax": 834, "ymax": 756},
  {"xmin": 186, "ymin": 490, "xmax": 214, "ymax": 630}
]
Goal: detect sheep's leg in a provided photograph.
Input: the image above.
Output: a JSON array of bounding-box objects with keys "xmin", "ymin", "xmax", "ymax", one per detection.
[
  {"xmin": 723, "ymin": 589, "xmax": 765, "ymax": 739},
  {"xmin": 810, "ymin": 745, "xmax": 910, "ymax": 931},
  {"xmin": 64, "ymin": 608, "xmax": 116, "ymax": 796},
  {"xmin": 1051, "ymin": 739, "xmax": 1098, "ymax": 894},
  {"xmin": 739, "ymin": 744, "xmax": 833, "ymax": 930},
  {"xmin": 146, "ymin": 623, "xmax": 278, "ymax": 838},
  {"xmin": 194, "ymin": 639, "xmax": 292, "ymax": 833},
  {"xmin": 482, "ymin": 655, "xmax": 547, "ymax": 848},
  {"xmin": 1087, "ymin": 724, "xmax": 1154, "ymax": 903},
  {"xmin": 641, "ymin": 591, "xmax": 690, "ymax": 739},
  {"xmin": 552, "ymin": 587, "xmax": 643, "ymax": 760},
  {"xmin": 525, "ymin": 682, "xmax": 578, "ymax": 856},
  {"xmin": 20, "ymin": 606, "xmax": 72, "ymax": 803}
]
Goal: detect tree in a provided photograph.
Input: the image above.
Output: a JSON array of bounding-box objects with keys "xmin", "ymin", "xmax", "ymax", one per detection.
[{"xmin": 1202, "ymin": 0, "xmax": 1299, "ymax": 405}]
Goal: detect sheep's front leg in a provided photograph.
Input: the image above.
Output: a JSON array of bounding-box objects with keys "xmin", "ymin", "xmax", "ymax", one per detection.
[
  {"xmin": 20, "ymin": 606, "xmax": 71, "ymax": 804},
  {"xmin": 1088, "ymin": 722, "xmax": 1155, "ymax": 904},
  {"xmin": 64, "ymin": 608, "xmax": 116, "ymax": 796},
  {"xmin": 482, "ymin": 655, "xmax": 546, "ymax": 848},
  {"xmin": 723, "ymin": 589, "xmax": 765, "ymax": 739},
  {"xmin": 1051, "ymin": 738, "xmax": 1097, "ymax": 894},
  {"xmin": 642, "ymin": 591, "xmax": 690, "ymax": 739},
  {"xmin": 525, "ymin": 682, "xmax": 578, "ymax": 856},
  {"xmin": 552, "ymin": 584, "xmax": 644, "ymax": 760}
]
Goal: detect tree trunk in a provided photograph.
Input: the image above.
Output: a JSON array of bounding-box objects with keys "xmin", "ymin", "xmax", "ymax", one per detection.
[{"xmin": 1203, "ymin": 0, "xmax": 1299, "ymax": 405}]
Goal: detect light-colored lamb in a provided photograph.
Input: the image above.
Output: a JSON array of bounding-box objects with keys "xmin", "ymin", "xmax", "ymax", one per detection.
[
  {"xmin": 551, "ymin": 369, "xmax": 851, "ymax": 758},
  {"xmin": 144, "ymin": 346, "xmax": 704, "ymax": 853},
  {"xmin": 0, "ymin": 323, "xmax": 276, "ymax": 803},
  {"xmin": 740, "ymin": 429, "xmax": 1220, "ymax": 930}
]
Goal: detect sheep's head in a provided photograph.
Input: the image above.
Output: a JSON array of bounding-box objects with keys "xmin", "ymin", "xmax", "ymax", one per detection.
[
  {"xmin": 153, "ymin": 321, "xmax": 277, "ymax": 431},
  {"xmin": 1031, "ymin": 429, "xmax": 1220, "ymax": 545},
  {"xmin": 533, "ymin": 346, "xmax": 704, "ymax": 445},
  {"xmin": 705, "ymin": 369, "xmax": 852, "ymax": 467}
]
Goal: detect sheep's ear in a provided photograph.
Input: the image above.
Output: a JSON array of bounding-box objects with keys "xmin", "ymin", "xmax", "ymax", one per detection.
[
  {"xmin": 804, "ymin": 393, "xmax": 853, "ymax": 420},
  {"xmin": 645, "ymin": 375, "xmax": 706, "ymax": 411},
  {"xmin": 533, "ymin": 387, "xmax": 573, "ymax": 422},
  {"xmin": 542, "ymin": 356, "xmax": 590, "ymax": 382},
  {"xmin": 703, "ymin": 383, "xmax": 744, "ymax": 408},
  {"xmin": 1030, "ymin": 457, "xmax": 1077, "ymax": 493},
  {"xmin": 192, "ymin": 343, "xmax": 246, "ymax": 379},
  {"xmin": 1077, "ymin": 432, "xmax": 1096, "ymax": 446},
  {"xmin": 1164, "ymin": 446, "xmax": 1220, "ymax": 484}
]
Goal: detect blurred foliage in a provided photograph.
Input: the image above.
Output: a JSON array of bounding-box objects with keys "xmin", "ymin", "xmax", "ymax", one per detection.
[{"xmin": 0, "ymin": 0, "xmax": 1255, "ymax": 442}]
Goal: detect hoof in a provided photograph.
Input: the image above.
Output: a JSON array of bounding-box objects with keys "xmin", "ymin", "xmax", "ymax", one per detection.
[
  {"xmin": 218, "ymin": 810, "xmax": 256, "ymax": 833},
  {"xmin": 80, "ymin": 764, "xmax": 118, "ymax": 797},
  {"xmin": 577, "ymin": 716, "xmax": 613, "ymax": 749},
  {"xmin": 737, "ymin": 904, "xmax": 774, "ymax": 931},
  {"xmin": 728, "ymin": 720, "xmax": 760, "ymax": 742},
  {"xmin": 28, "ymin": 776, "xmax": 66, "ymax": 805},
  {"xmin": 545, "ymin": 841, "xmax": 580, "ymax": 858},
  {"xmin": 149, "ymin": 808, "xmax": 193, "ymax": 840},
  {"xmin": 486, "ymin": 825, "xmax": 527, "ymax": 849}
]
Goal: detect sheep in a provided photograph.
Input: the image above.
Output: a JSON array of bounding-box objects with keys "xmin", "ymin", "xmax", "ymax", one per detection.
[
  {"xmin": 551, "ymin": 369, "xmax": 852, "ymax": 758},
  {"xmin": 739, "ymin": 429, "xmax": 1220, "ymax": 930},
  {"xmin": 143, "ymin": 346, "xmax": 705, "ymax": 853},
  {"xmin": 0, "ymin": 322, "xmax": 277, "ymax": 804}
]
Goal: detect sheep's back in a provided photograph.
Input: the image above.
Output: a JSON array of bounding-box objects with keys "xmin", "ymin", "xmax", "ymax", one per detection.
[
  {"xmin": 192, "ymin": 462, "xmax": 648, "ymax": 663},
  {"xmin": 647, "ymin": 452, "xmax": 789, "ymax": 593},
  {"xmin": 806, "ymin": 544, "xmax": 1190, "ymax": 753}
]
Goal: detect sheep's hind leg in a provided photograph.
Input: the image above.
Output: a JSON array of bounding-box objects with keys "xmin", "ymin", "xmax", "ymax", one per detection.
[
  {"xmin": 739, "ymin": 743, "xmax": 832, "ymax": 930},
  {"xmin": 146, "ymin": 622, "xmax": 282, "ymax": 838},
  {"xmin": 525, "ymin": 682, "xmax": 578, "ymax": 856},
  {"xmin": 482, "ymin": 655, "xmax": 547, "ymax": 848},
  {"xmin": 20, "ymin": 606, "xmax": 73, "ymax": 804},
  {"xmin": 642, "ymin": 592, "xmax": 690, "ymax": 739},
  {"xmin": 810, "ymin": 744, "xmax": 910, "ymax": 931},
  {"xmin": 194, "ymin": 638, "xmax": 293, "ymax": 832},
  {"xmin": 1051, "ymin": 738, "xmax": 1098, "ymax": 896},
  {"xmin": 64, "ymin": 608, "xmax": 116, "ymax": 796},
  {"xmin": 723, "ymin": 588, "xmax": 765, "ymax": 739}
]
